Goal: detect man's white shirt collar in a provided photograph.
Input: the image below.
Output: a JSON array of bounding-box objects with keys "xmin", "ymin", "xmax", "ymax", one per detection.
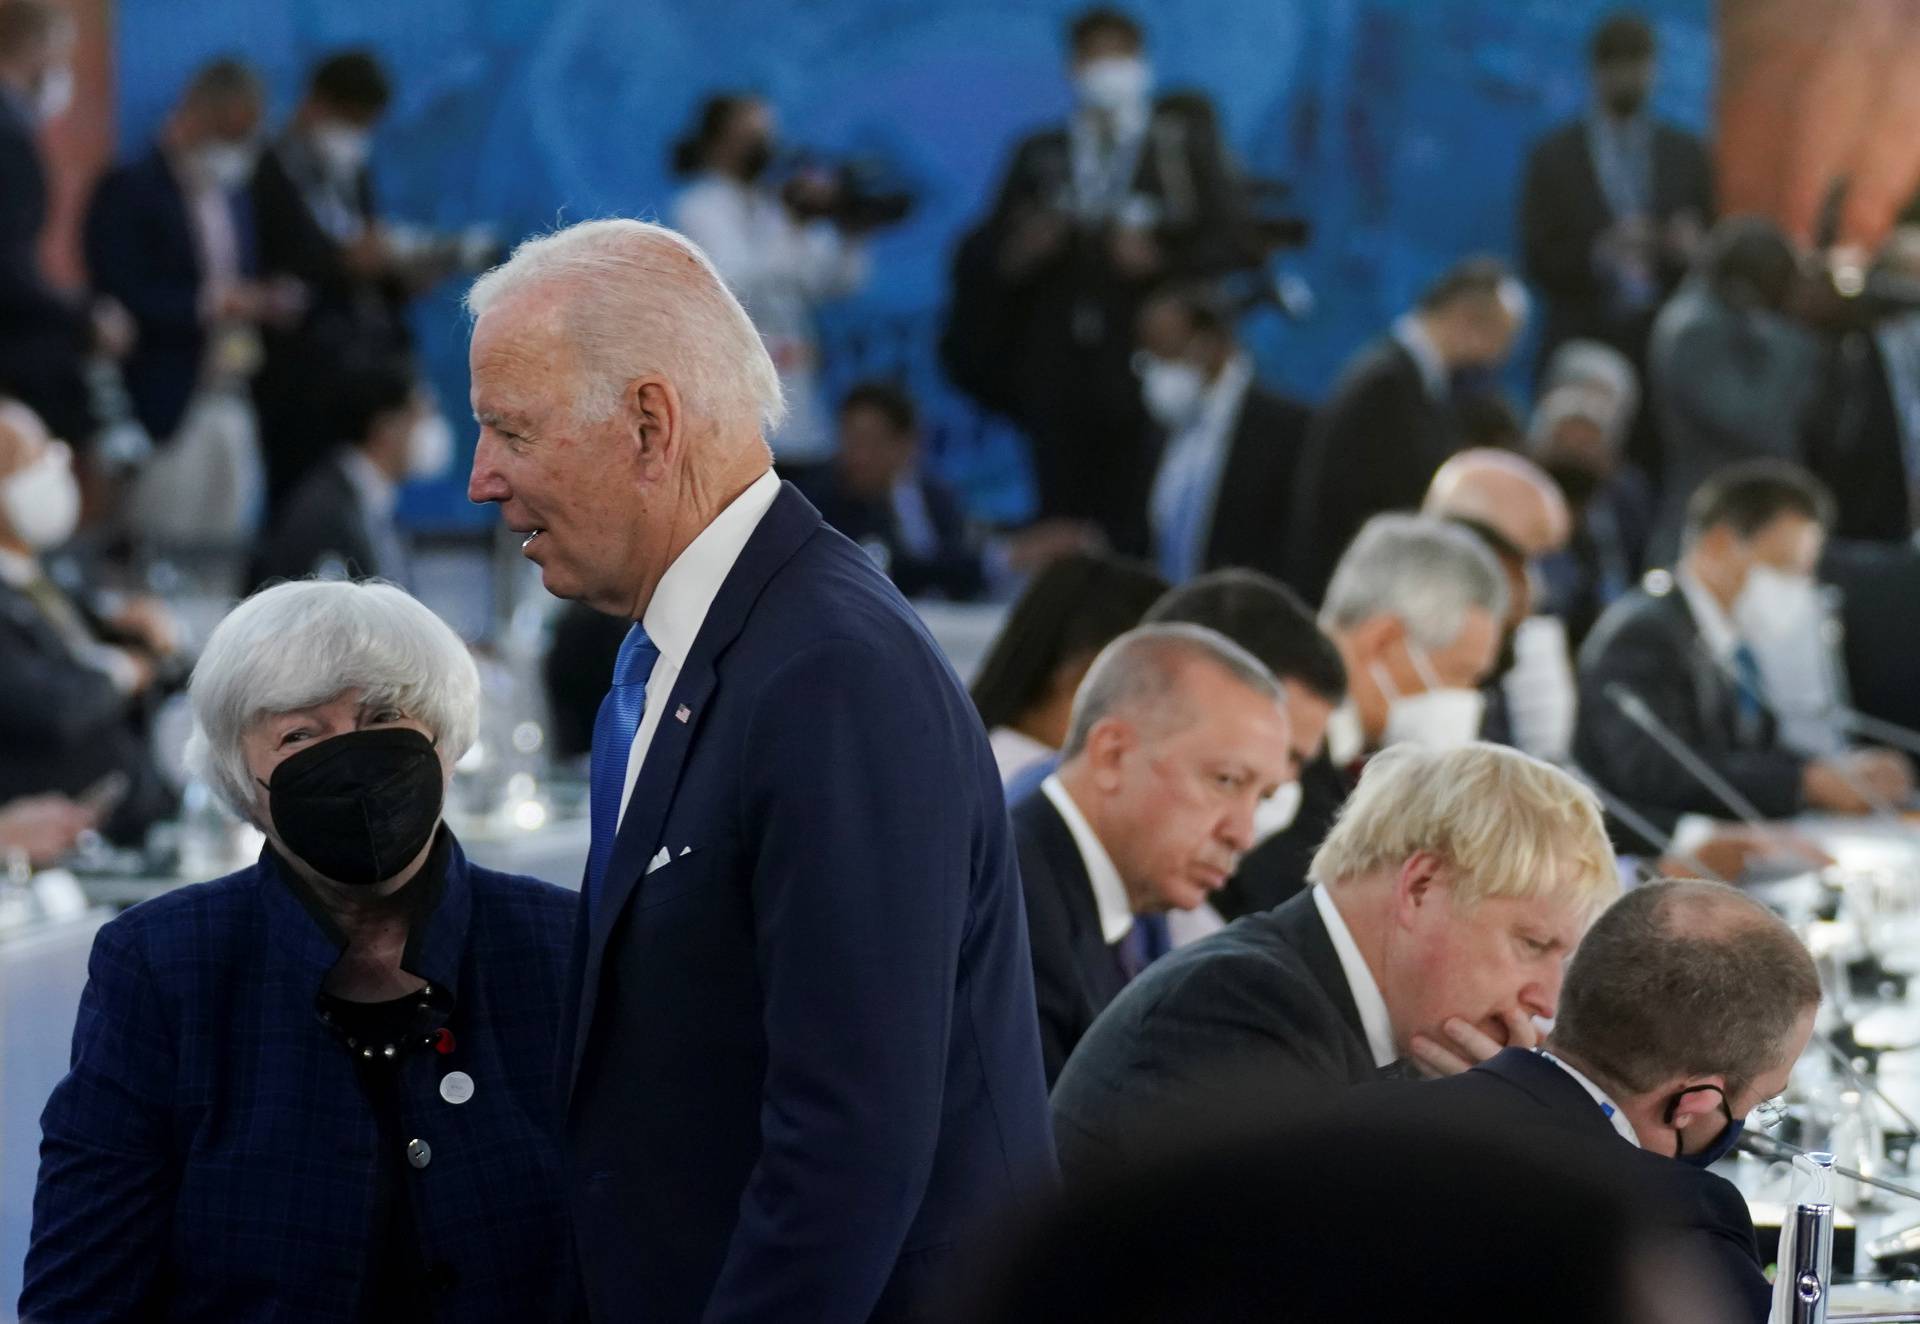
[
  {"xmin": 1537, "ymin": 1049, "xmax": 1643, "ymax": 1147},
  {"xmin": 0, "ymin": 547, "xmax": 36, "ymax": 588},
  {"xmin": 1041, "ymin": 773, "xmax": 1136, "ymax": 945},
  {"xmin": 642, "ymin": 468, "xmax": 781, "ymax": 671},
  {"xmin": 1392, "ymin": 314, "xmax": 1450, "ymax": 402},
  {"xmin": 1676, "ymin": 566, "xmax": 1740, "ymax": 666},
  {"xmin": 338, "ymin": 447, "xmax": 398, "ymax": 520},
  {"xmin": 1311, "ymin": 884, "xmax": 1397, "ymax": 1069}
]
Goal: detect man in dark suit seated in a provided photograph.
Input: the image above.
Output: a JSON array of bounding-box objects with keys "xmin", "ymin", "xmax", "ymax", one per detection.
[
  {"xmin": 1519, "ymin": 11, "xmax": 1712, "ymax": 481},
  {"xmin": 1012, "ymin": 622, "xmax": 1292, "ymax": 1084},
  {"xmin": 800, "ymin": 381, "xmax": 1095, "ymax": 602},
  {"xmin": 1285, "ymin": 257, "xmax": 1528, "ymax": 602},
  {"xmin": 1345, "ymin": 879, "xmax": 1819, "ymax": 1323},
  {"xmin": 0, "ymin": 399, "xmax": 177, "ymax": 843},
  {"xmin": 1575, "ymin": 459, "xmax": 1912, "ymax": 844},
  {"xmin": 250, "ymin": 360, "xmax": 445, "ymax": 589},
  {"xmin": 1213, "ymin": 515, "xmax": 1508, "ymax": 920},
  {"xmin": 1050, "ymin": 741, "xmax": 1620, "ymax": 1185},
  {"xmin": 1134, "ymin": 284, "xmax": 1310, "ymax": 584}
]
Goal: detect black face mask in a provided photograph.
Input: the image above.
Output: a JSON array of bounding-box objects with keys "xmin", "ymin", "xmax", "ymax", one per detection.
[
  {"xmin": 738, "ymin": 138, "xmax": 774, "ymax": 181},
  {"xmin": 1543, "ymin": 460, "xmax": 1606, "ymax": 512},
  {"xmin": 261, "ymin": 727, "xmax": 444, "ymax": 887},
  {"xmin": 1665, "ymin": 1084, "xmax": 1745, "ymax": 1168},
  {"xmin": 1603, "ymin": 85, "xmax": 1649, "ymax": 118}
]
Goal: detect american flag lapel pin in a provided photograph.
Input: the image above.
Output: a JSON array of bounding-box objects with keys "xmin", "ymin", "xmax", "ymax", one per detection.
[{"xmin": 675, "ymin": 703, "xmax": 691, "ymax": 723}]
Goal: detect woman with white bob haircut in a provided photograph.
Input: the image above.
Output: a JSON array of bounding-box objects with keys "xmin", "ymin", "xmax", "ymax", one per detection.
[{"xmin": 23, "ymin": 579, "xmax": 585, "ymax": 1322}]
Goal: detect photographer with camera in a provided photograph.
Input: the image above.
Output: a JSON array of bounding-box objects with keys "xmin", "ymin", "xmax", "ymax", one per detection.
[{"xmin": 670, "ymin": 94, "xmax": 875, "ymax": 466}]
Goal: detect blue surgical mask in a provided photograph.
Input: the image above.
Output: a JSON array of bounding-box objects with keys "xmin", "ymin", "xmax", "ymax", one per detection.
[{"xmin": 1666, "ymin": 1084, "xmax": 1745, "ymax": 1168}]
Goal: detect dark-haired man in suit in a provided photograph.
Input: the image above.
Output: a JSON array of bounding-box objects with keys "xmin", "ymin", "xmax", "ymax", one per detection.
[{"xmin": 1012, "ymin": 622, "xmax": 1290, "ymax": 1084}]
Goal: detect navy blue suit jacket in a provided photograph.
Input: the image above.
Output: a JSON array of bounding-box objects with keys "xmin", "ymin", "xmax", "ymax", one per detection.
[
  {"xmin": 22, "ymin": 833, "xmax": 583, "ymax": 1322},
  {"xmin": 84, "ymin": 145, "xmax": 257, "ymax": 440},
  {"xmin": 0, "ymin": 92, "xmax": 89, "ymax": 441},
  {"xmin": 563, "ymin": 482, "xmax": 1056, "ymax": 1323}
]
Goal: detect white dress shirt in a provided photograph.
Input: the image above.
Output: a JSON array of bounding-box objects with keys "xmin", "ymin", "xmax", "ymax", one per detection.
[
  {"xmin": 1675, "ymin": 567, "xmax": 1740, "ymax": 669},
  {"xmin": 1536, "ymin": 1048, "xmax": 1643, "ymax": 1147},
  {"xmin": 988, "ymin": 726, "xmax": 1054, "ymax": 786},
  {"xmin": 1148, "ymin": 354, "xmax": 1254, "ymax": 583},
  {"xmin": 615, "ymin": 468, "xmax": 782, "ymax": 825},
  {"xmin": 1391, "ymin": 313, "xmax": 1450, "ymax": 402},
  {"xmin": 1311, "ymin": 884, "xmax": 1396, "ymax": 1069},
  {"xmin": 336, "ymin": 448, "xmax": 407, "ymax": 586},
  {"xmin": 1041, "ymin": 773, "xmax": 1135, "ymax": 945}
]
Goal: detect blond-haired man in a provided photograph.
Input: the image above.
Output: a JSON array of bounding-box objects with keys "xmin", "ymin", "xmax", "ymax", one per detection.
[{"xmin": 1050, "ymin": 741, "xmax": 1619, "ymax": 1184}]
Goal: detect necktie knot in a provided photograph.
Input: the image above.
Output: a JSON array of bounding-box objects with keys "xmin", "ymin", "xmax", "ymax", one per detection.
[{"xmin": 613, "ymin": 625, "xmax": 660, "ymax": 688}]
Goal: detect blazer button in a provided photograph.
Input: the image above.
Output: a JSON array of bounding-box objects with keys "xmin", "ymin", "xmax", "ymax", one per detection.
[{"xmin": 406, "ymin": 1138, "xmax": 432, "ymax": 1170}]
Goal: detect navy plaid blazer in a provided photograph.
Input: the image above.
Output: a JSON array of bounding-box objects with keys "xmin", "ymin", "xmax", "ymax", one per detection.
[{"xmin": 20, "ymin": 832, "xmax": 583, "ymax": 1322}]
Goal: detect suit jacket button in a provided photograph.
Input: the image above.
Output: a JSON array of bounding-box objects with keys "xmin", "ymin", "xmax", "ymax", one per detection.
[{"xmin": 406, "ymin": 1138, "xmax": 432, "ymax": 1169}]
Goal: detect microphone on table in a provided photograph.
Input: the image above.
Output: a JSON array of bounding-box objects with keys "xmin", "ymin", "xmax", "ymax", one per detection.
[
  {"xmin": 1742, "ymin": 1131, "xmax": 1920, "ymax": 1206},
  {"xmin": 1603, "ymin": 683, "xmax": 1778, "ymax": 830},
  {"xmin": 1561, "ymin": 760, "xmax": 1729, "ymax": 885}
]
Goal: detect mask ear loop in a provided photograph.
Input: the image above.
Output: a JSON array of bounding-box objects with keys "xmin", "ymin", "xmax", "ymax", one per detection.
[
  {"xmin": 1662, "ymin": 1082, "xmax": 1731, "ymax": 1158},
  {"xmin": 1406, "ymin": 640, "xmax": 1447, "ymax": 694}
]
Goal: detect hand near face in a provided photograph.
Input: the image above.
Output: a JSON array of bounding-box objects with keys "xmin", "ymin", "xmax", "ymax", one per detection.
[{"xmin": 1406, "ymin": 1008, "xmax": 1541, "ymax": 1078}]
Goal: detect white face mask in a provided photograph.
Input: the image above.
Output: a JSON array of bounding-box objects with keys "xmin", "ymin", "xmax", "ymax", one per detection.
[
  {"xmin": 1251, "ymin": 779, "xmax": 1304, "ymax": 844},
  {"xmin": 196, "ymin": 141, "xmax": 259, "ymax": 192},
  {"xmin": 1074, "ymin": 56, "xmax": 1151, "ymax": 114},
  {"xmin": 3, "ymin": 444, "xmax": 80, "ymax": 550},
  {"xmin": 1500, "ymin": 615, "xmax": 1578, "ymax": 763},
  {"xmin": 33, "ymin": 65, "xmax": 73, "ymax": 123},
  {"xmin": 310, "ymin": 122, "xmax": 372, "ymax": 178},
  {"xmin": 406, "ymin": 412, "xmax": 454, "ymax": 478},
  {"xmin": 1370, "ymin": 644, "xmax": 1486, "ymax": 750},
  {"xmin": 1140, "ymin": 356, "xmax": 1207, "ymax": 429},
  {"xmin": 1733, "ymin": 564, "xmax": 1822, "ymax": 647}
]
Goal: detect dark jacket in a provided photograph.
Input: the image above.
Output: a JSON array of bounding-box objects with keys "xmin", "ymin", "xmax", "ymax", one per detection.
[
  {"xmin": 83, "ymin": 145, "xmax": 258, "ymax": 441},
  {"xmin": 0, "ymin": 576, "xmax": 175, "ymax": 844},
  {"xmin": 1050, "ymin": 889, "xmax": 1380, "ymax": 1187},
  {"xmin": 563, "ymin": 483, "xmax": 1056, "ymax": 1322},
  {"xmin": 21, "ymin": 834, "xmax": 583, "ymax": 1322},
  {"xmin": 1349, "ymin": 1048, "xmax": 1771, "ymax": 1323},
  {"xmin": 1809, "ymin": 328, "xmax": 1914, "ymax": 543},
  {"xmin": 0, "ymin": 92, "xmax": 90, "ymax": 443},
  {"xmin": 1209, "ymin": 752, "xmax": 1352, "ymax": 921},
  {"xmin": 1188, "ymin": 381, "xmax": 1312, "ymax": 582},
  {"xmin": 1011, "ymin": 789, "xmax": 1130, "ymax": 1088},
  {"xmin": 248, "ymin": 453, "xmax": 387, "ymax": 590},
  {"xmin": 1285, "ymin": 338, "xmax": 1458, "ymax": 603},
  {"xmin": 1519, "ymin": 117, "xmax": 1714, "ymax": 361},
  {"xmin": 805, "ymin": 468, "xmax": 988, "ymax": 602},
  {"xmin": 1573, "ymin": 573, "xmax": 1805, "ymax": 844}
]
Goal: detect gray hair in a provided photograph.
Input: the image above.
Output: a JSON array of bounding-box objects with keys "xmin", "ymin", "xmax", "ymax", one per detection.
[
  {"xmin": 465, "ymin": 217, "xmax": 786, "ymax": 436},
  {"xmin": 1061, "ymin": 622, "xmax": 1283, "ymax": 760},
  {"xmin": 1552, "ymin": 880, "xmax": 1820, "ymax": 1095},
  {"xmin": 1527, "ymin": 383, "xmax": 1621, "ymax": 454},
  {"xmin": 187, "ymin": 580, "xmax": 480, "ymax": 822},
  {"xmin": 1320, "ymin": 514, "xmax": 1509, "ymax": 652},
  {"xmin": 1541, "ymin": 339, "xmax": 1640, "ymax": 426}
]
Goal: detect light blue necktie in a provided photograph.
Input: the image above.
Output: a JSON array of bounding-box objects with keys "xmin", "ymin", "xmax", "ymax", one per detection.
[
  {"xmin": 584, "ymin": 624, "xmax": 660, "ymax": 914},
  {"xmin": 1731, "ymin": 642, "xmax": 1768, "ymax": 734}
]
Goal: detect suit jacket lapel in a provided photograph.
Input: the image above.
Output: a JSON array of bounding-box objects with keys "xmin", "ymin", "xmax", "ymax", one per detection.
[
  {"xmin": 568, "ymin": 482, "xmax": 824, "ymax": 1097},
  {"xmin": 1033, "ymin": 796, "xmax": 1128, "ymax": 1006},
  {"xmin": 1270, "ymin": 891, "xmax": 1368, "ymax": 1050}
]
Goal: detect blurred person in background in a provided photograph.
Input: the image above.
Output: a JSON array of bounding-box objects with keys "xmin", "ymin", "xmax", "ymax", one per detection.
[
  {"xmin": 945, "ymin": 6, "xmax": 1247, "ymax": 555},
  {"xmin": 1013, "ymin": 624, "xmax": 1291, "ymax": 1084},
  {"xmin": 85, "ymin": 57, "xmax": 306, "ymax": 549},
  {"xmin": 0, "ymin": 397, "xmax": 177, "ymax": 844},
  {"xmin": 1530, "ymin": 340, "xmax": 1656, "ymax": 648},
  {"xmin": 969, "ymin": 550, "xmax": 1168, "ymax": 785},
  {"xmin": 1576, "ymin": 459, "xmax": 1912, "ymax": 844},
  {"xmin": 1285, "ymin": 257, "xmax": 1528, "ymax": 603},
  {"xmin": 0, "ymin": 793, "xmax": 94, "ymax": 867},
  {"xmin": 1520, "ymin": 10, "xmax": 1712, "ymax": 481},
  {"xmin": 252, "ymin": 49, "xmax": 442, "ymax": 509},
  {"xmin": 1646, "ymin": 216, "xmax": 1821, "ymax": 565},
  {"xmin": 1049, "ymin": 742, "xmax": 1619, "ymax": 1185},
  {"xmin": 1214, "ymin": 515, "xmax": 1507, "ymax": 920},
  {"xmin": 801, "ymin": 380, "xmax": 1098, "ymax": 601},
  {"xmin": 21, "ymin": 579, "xmax": 582, "ymax": 1321},
  {"xmin": 671, "ymin": 92, "xmax": 868, "ymax": 465},
  {"xmin": 249, "ymin": 358, "xmax": 450, "ymax": 590},
  {"xmin": 1422, "ymin": 448, "xmax": 1578, "ymax": 762},
  {"xmin": 0, "ymin": 0, "xmax": 133, "ymax": 449},
  {"xmin": 1137, "ymin": 568, "xmax": 1347, "ymax": 947},
  {"xmin": 1135, "ymin": 283, "xmax": 1310, "ymax": 584}
]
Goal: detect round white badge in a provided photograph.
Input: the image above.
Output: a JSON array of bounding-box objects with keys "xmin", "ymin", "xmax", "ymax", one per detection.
[{"xmin": 439, "ymin": 1071, "xmax": 475, "ymax": 1105}]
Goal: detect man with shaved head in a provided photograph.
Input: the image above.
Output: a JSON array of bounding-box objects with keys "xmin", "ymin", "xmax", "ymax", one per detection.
[
  {"xmin": 465, "ymin": 219, "xmax": 1054, "ymax": 1321},
  {"xmin": 1011, "ymin": 622, "xmax": 1293, "ymax": 1083}
]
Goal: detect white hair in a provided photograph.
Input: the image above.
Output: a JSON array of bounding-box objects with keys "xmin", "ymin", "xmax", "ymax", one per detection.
[
  {"xmin": 1541, "ymin": 339, "xmax": 1640, "ymax": 425},
  {"xmin": 1061, "ymin": 623, "xmax": 1283, "ymax": 759},
  {"xmin": 1321, "ymin": 514, "xmax": 1509, "ymax": 652},
  {"xmin": 465, "ymin": 217, "xmax": 786, "ymax": 436},
  {"xmin": 186, "ymin": 580, "xmax": 480, "ymax": 823},
  {"xmin": 1527, "ymin": 383, "xmax": 1621, "ymax": 454}
]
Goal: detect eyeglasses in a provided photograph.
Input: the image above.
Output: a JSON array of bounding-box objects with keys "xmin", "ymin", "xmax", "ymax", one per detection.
[{"xmin": 1751, "ymin": 1094, "xmax": 1789, "ymax": 1132}]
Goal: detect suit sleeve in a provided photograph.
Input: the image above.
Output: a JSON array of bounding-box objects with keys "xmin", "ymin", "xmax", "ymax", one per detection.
[
  {"xmin": 702, "ymin": 635, "xmax": 974, "ymax": 1323},
  {"xmin": 84, "ymin": 172, "xmax": 204, "ymax": 337},
  {"xmin": 1287, "ymin": 375, "xmax": 1425, "ymax": 603},
  {"xmin": 1574, "ymin": 613, "xmax": 1805, "ymax": 824},
  {"xmin": 1519, "ymin": 136, "xmax": 1602, "ymax": 301},
  {"xmin": 1016, "ymin": 854, "xmax": 1082, "ymax": 1090},
  {"xmin": 1655, "ymin": 312, "xmax": 1821, "ymax": 461},
  {"xmin": 19, "ymin": 918, "xmax": 178, "ymax": 1320},
  {"xmin": 0, "ymin": 130, "xmax": 83, "ymax": 332},
  {"xmin": 0, "ymin": 615, "xmax": 133, "ymax": 745}
]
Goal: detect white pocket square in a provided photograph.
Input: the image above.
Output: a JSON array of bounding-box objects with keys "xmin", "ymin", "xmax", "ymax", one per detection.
[{"xmin": 646, "ymin": 847, "xmax": 671, "ymax": 875}]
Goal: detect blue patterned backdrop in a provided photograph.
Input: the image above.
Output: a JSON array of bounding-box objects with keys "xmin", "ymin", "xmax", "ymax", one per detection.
[{"xmin": 113, "ymin": 0, "xmax": 1712, "ymax": 527}]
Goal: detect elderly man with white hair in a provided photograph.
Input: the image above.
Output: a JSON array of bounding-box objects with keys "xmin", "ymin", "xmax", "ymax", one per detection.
[
  {"xmin": 22, "ymin": 579, "xmax": 582, "ymax": 1321},
  {"xmin": 1051, "ymin": 740, "xmax": 1620, "ymax": 1186},
  {"xmin": 464, "ymin": 219, "xmax": 1054, "ymax": 1322}
]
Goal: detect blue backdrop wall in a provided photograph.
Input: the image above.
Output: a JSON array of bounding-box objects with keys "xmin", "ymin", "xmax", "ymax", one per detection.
[{"xmin": 113, "ymin": 0, "xmax": 1713, "ymax": 528}]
